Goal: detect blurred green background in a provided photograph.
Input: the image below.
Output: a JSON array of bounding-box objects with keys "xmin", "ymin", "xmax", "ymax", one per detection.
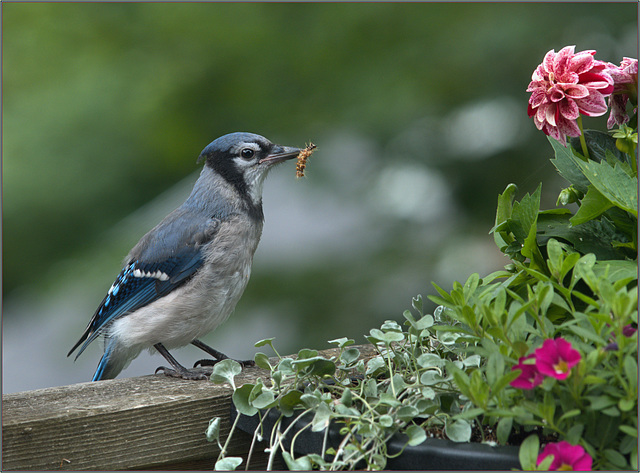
[{"xmin": 3, "ymin": 2, "xmax": 637, "ymax": 392}]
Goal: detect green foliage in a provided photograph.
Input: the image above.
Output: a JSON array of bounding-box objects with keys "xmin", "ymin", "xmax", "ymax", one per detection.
[
  {"xmin": 200, "ymin": 44, "xmax": 637, "ymax": 471},
  {"xmin": 208, "ymin": 303, "xmax": 492, "ymax": 470},
  {"xmin": 207, "ymin": 124, "xmax": 637, "ymax": 470},
  {"xmin": 430, "ymin": 125, "xmax": 638, "ymax": 470}
]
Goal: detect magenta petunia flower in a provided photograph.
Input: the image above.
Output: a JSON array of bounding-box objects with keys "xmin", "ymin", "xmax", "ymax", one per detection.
[
  {"xmin": 527, "ymin": 45, "xmax": 614, "ymax": 146},
  {"xmin": 606, "ymin": 57, "xmax": 638, "ymax": 128},
  {"xmin": 537, "ymin": 441, "xmax": 593, "ymax": 471},
  {"xmin": 535, "ymin": 338, "xmax": 581, "ymax": 380},
  {"xmin": 510, "ymin": 354, "xmax": 544, "ymax": 389}
]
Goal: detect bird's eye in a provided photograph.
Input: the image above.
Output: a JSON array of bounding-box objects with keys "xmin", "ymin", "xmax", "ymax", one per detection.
[{"xmin": 240, "ymin": 148, "xmax": 255, "ymax": 160}]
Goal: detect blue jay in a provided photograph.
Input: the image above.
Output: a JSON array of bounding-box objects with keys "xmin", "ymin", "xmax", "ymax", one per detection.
[{"xmin": 68, "ymin": 132, "xmax": 302, "ymax": 381}]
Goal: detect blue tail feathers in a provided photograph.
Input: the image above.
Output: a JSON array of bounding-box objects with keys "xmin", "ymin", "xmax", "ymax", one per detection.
[{"xmin": 92, "ymin": 343, "xmax": 114, "ymax": 381}]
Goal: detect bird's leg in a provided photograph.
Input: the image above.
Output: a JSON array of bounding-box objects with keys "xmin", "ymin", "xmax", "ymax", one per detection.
[
  {"xmin": 191, "ymin": 339, "xmax": 255, "ymax": 368},
  {"xmin": 154, "ymin": 343, "xmax": 211, "ymax": 380}
]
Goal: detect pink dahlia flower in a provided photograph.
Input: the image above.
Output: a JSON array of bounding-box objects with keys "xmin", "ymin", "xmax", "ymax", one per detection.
[
  {"xmin": 537, "ymin": 441, "xmax": 593, "ymax": 471},
  {"xmin": 535, "ymin": 338, "xmax": 581, "ymax": 380},
  {"xmin": 606, "ymin": 57, "xmax": 638, "ymax": 128},
  {"xmin": 510, "ymin": 354, "xmax": 543, "ymax": 390},
  {"xmin": 527, "ymin": 45, "xmax": 614, "ymax": 146}
]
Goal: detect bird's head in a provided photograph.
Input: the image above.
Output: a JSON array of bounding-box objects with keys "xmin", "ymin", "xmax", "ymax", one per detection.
[{"xmin": 197, "ymin": 132, "xmax": 301, "ymax": 208}]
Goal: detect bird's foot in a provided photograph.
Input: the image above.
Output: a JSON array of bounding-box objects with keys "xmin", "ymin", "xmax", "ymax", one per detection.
[
  {"xmin": 193, "ymin": 358, "xmax": 255, "ymax": 368},
  {"xmin": 155, "ymin": 365, "xmax": 212, "ymax": 380}
]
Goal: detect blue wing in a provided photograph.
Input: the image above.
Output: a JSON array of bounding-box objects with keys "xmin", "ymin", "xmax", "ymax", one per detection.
[
  {"xmin": 68, "ymin": 249, "xmax": 204, "ymax": 360},
  {"xmin": 68, "ymin": 208, "xmax": 222, "ymax": 360}
]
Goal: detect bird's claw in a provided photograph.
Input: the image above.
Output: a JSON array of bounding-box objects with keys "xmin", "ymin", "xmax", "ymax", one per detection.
[{"xmin": 155, "ymin": 365, "xmax": 211, "ymax": 380}]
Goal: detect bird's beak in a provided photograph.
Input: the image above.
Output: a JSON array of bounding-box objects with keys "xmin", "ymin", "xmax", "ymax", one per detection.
[{"xmin": 259, "ymin": 145, "xmax": 302, "ymax": 166}]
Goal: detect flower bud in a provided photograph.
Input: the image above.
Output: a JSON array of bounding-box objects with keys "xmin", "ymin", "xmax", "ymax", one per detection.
[
  {"xmin": 557, "ymin": 186, "xmax": 583, "ymax": 205},
  {"xmin": 611, "ymin": 124, "xmax": 637, "ymax": 154}
]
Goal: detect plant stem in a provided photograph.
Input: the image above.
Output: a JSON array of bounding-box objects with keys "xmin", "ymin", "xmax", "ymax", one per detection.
[
  {"xmin": 577, "ymin": 116, "xmax": 590, "ymax": 161},
  {"xmin": 217, "ymin": 410, "xmax": 240, "ymax": 461}
]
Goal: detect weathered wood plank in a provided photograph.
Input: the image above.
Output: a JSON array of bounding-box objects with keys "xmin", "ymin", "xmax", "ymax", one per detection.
[
  {"xmin": 2, "ymin": 365, "xmax": 275, "ymax": 470},
  {"xmin": 2, "ymin": 345, "xmax": 376, "ymax": 470}
]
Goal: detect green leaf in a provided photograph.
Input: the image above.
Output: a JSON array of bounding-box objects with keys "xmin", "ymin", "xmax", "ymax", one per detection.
[
  {"xmin": 421, "ymin": 386, "xmax": 436, "ymax": 400},
  {"xmin": 582, "ymin": 375, "xmax": 607, "ymax": 385},
  {"xmin": 494, "ymin": 183, "xmax": 518, "ymax": 226},
  {"xmin": 447, "ymin": 362, "xmax": 471, "ymax": 398},
  {"xmin": 462, "ymin": 354, "xmax": 482, "ymax": 368},
  {"xmin": 537, "ymin": 455, "xmax": 555, "ymax": 471},
  {"xmin": 281, "ymin": 452, "xmax": 312, "ymax": 471},
  {"xmin": 588, "ymin": 395, "xmax": 617, "ymax": 410},
  {"xmin": 445, "ymin": 419, "xmax": 472, "ymax": 442},
  {"xmin": 339, "ymin": 347, "xmax": 360, "ymax": 365},
  {"xmin": 454, "ymin": 407, "xmax": 485, "ymax": 419},
  {"xmin": 297, "ymin": 348, "xmax": 319, "ymax": 360},
  {"xmin": 205, "ymin": 417, "xmax": 221, "ymax": 443},
  {"xmin": 412, "ymin": 294, "xmax": 424, "ymax": 315},
  {"xmin": 567, "ymin": 324, "xmax": 605, "ymax": 344},
  {"xmin": 565, "ymin": 423, "xmax": 584, "ymax": 444},
  {"xmin": 492, "ymin": 370, "xmax": 522, "ymax": 396},
  {"xmin": 210, "ymin": 359, "xmax": 242, "ymax": 388},
  {"xmin": 254, "ymin": 337, "xmax": 275, "ymax": 347},
  {"xmin": 592, "ymin": 260, "xmax": 638, "ymax": 284},
  {"xmin": 328, "ymin": 337, "xmax": 354, "ymax": 348},
  {"xmin": 492, "ymin": 183, "xmax": 518, "ymax": 250},
  {"xmin": 601, "ymin": 406, "xmax": 621, "ymax": 417},
  {"xmin": 619, "ymin": 425, "xmax": 638, "ymax": 438},
  {"xmin": 518, "ymin": 434, "xmax": 540, "ymax": 471},
  {"xmin": 252, "ymin": 390, "xmax": 276, "ymax": 409},
  {"xmin": 296, "ymin": 358, "xmax": 336, "ymax": 377},
  {"xmin": 311, "ymin": 402, "xmax": 331, "ymax": 432},
  {"xmin": 496, "ymin": 416, "xmax": 513, "ymax": 445},
  {"xmin": 570, "ymin": 130, "xmax": 630, "ymax": 168},
  {"xmin": 254, "ymin": 352, "xmax": 271, "ymax": 370},
  {"xmin": 570, "ymin": 185, "xmax": 613, "ymax": 225},
  {"xmin": 232, "ymin": 384, "xmax": 258, "ymax": 416},
  {"xmin": 537, "ymin": 212, "xmax": 630, "ymax": 260},
  {"xmin": 550, "ymin": 137, "xmax": 591, "ymax": 193},
  {"xmin": 417, "ymin": 353, "xmax": 445, "ymax": 369},
  {"xmin": 340, "ymin": 388, "xmax": 353, "ymax": 408},
  {"xmin": 366, "ymin": 356, "xmax": 386, "ymax": 376},
  {"xmin": 558, "ymin": 409, "xmax": 581, "ymax": 422},
  {"xmin": 619, "ymin": 398, "xmax": 636, "ymax": 412},
  {"xmin": 624, "ymin": 356, "xmax": 638, "ymax": 388},
  {"xmin": 415, "ymin": 313, "xmax": 434, "ymax": 330},
  {"xmin": 300, "ymin": 392, "xmax": 322, "ymax": 409},
  {"xmin": 420, "ymin": 370, "xmax": 447, "ymax": 386},
  {"xmin": 215, "ymin": 457, "xmax": 243, "ymax": 471},
  {"xmin": 397, "ymin": 406, "xmax": 419, "ymax": 422},
  {"xmin": 368, "ymin": 328, "xmax": 404, "ymax": 344},
  {"xmin": 604, "ymin": 449, "xmax": 628, "ymax": 468},
  {"xmin": 378, "ymin": 392, "xmax": 402, "ymax": 407},
  {"xmin": 405, "ymin": 424, "xmax": 427, "ymax": 446},
  {"xmin": 276, "ymin": 357, "xmax": 295, "ymax": 375},
  {"xmin": 510, "ymin": 184, "xmax": 541, "ymax": 243},
  {"xmin": 379, "ymin": 414, "xmax": 394, "ymax": 428},
  {"xmin": 570, "ymin": 154, "xmax": 638, "ymax": 216},
  {"xmin": 279, "ymin": 390, "xmax": 304, "ymax": 416},
  {"xmin": 546, "ymin": 238, "xmax": 564, "ymax": 277},
  {"xmin": 363, "ymin": 378, "xmax": 379, "ymax": 398}
]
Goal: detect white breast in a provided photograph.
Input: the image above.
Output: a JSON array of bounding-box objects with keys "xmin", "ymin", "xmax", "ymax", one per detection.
[{"xmin": 109, "ymin": 216, "xmax": 262, "ymax": 351}]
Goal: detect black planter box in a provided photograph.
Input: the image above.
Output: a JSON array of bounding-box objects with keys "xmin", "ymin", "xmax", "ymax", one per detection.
[{"xmin": 231, "ymin": 406, "xmax": 520, "ymax": 470}]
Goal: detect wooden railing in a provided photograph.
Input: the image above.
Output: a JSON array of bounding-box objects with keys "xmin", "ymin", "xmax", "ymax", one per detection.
[{"xmin": 2, "ymin": 345, "xmax": 376, "ymax": 470}]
